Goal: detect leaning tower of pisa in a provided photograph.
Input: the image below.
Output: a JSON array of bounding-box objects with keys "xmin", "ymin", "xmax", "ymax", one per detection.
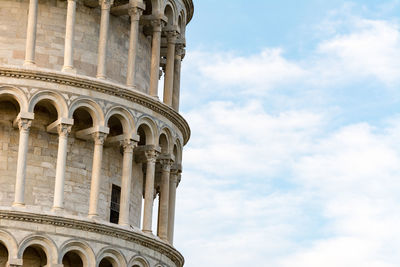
[{"xmin": 0, "ymin": 0, "xmax": 193, "ymax": 266}]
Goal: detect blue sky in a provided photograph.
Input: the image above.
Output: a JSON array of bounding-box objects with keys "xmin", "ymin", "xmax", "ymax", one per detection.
[{"xmin": 173, "ymin": 1, "xmax": 400, "ymax": 266}]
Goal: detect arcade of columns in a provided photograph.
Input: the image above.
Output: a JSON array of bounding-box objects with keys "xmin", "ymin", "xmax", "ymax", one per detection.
[{"xmin": 8, "ymin": 0, "xmax": 188, "ymax": 245}]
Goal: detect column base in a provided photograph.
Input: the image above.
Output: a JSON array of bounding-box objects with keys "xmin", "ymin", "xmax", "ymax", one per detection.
[
  {"xmin": 159, "ymin": 235, "xmax": 168, "ymax": 242},
  {"xmin": 88, "ymin": 214, "xmax": 100, "ymax": 219},
  {"xmin": 118, "ymin": 222, "xmax": 130, "ymax": 229},
  {"xmin": 23, "ymin": 61, "xmax": 36, "ymax": 67},
  {"xmin": 51, "ymin": 207, "xmax": 64, "ymax": 213},
  {"xmin": 96, "ymin": 75, "xmax": 106, "ymax": 79},
  {"xmin": 61, "ymin": 66, "xmax": 77, "ymax": 74},
  {"xmin": 12, "ymin": 202, "xmax": 25, "ymax": 208}
]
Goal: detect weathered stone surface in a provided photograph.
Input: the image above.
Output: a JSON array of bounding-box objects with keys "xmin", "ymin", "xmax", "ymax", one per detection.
[{"xmin": 0, "ymin": 0, "xmax": 193, "ymax": 265}]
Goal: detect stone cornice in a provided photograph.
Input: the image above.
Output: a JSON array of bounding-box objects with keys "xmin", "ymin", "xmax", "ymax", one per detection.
[
  {"xmin": 0, "ymin": 67, "xmax": 190, "ymax": 145},
  {"xmin": 0, "ymin": 210, "xmax": 185, "ymax": 266}
]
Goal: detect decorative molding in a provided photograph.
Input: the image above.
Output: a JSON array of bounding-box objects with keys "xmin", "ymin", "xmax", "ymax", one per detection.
[
  {"xmin": 0, "ymin": 67, "xmax": 190, "ymax": 145},
  {"xmin": 0, "ymin": 210, "xmax": 184, "ymax": 267}
]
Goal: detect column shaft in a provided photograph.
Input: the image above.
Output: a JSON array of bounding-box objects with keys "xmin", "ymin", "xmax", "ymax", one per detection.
[
  {"xmin": 88, "ymin": 132, "xmax": 107, "ymax": 218},
  {"xmin": 96, "ymin": 1, "xmax": 113, "ymax": 79},
  {"xmin": 24, "ymin": 0, "xmax": 38, "ymax": 66},
  {"xmin": 53, "ymin": 124, "xmax": 71, "ymax": 210},
  {"xmin": 149, "ymin": 20, "xmax": 163, "ymax": 97},
  {"xmin": 119, "ymin": 140, "xmax": 136, "ymax": 226},
  {"xmin": 142, "ymin": 150, "xmax": 157, "ymax": 233},
  {"xmin": 126, "ymin": 7, "xmax": 142, "ymax": 87},
  {"xmin": 62, "ymin": 0, "xmax": 77, "ymax": 72},
  {"xmin": 13, "ymin": 119, "xmax": 32, "ymax": 206},
  {"xmin": 163, "ymin": 33, "xmax": 177, "ymax": 106},
  {"xmin": 172, "ymin": 46, "xmax": 183, "ymax": 111},
  {"xmin": 167, "ymin": 170, "xmax": 179, "ymax": 244},
  {"xmin": 157, "ymin": 160, "xmax": 171, "ymax": 241}
]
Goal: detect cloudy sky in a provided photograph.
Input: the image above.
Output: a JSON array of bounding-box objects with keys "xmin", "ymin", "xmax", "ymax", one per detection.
[{"xmin": 173, "ymin": 1, "xmax": 400, "ymax": 266}]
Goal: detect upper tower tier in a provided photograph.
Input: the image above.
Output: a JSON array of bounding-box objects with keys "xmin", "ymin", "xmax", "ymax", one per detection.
[{"xmin": 0, "ymin": 0, "xmax": 193, "ymax": 111}]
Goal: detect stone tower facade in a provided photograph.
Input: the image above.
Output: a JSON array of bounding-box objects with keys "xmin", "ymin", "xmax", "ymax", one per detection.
[{"xmin": 0, "ymin": 0, "xmax": 193, "ymax": 266}]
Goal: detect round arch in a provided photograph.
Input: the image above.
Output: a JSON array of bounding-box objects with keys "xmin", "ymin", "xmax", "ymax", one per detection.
[
  {"xmin": 158, "ymin": 127, "xmax": 173, "ymax": 153},
  {"xmin": 173, "ymin": 138, "xmax": 182, "ymax": 164},
  {"xmin": 105, "ymin": 106, "xmax": 135, "ymax": 137},
  {"xmin": 0, "ymin": 86, "xmax": 28, "ymax": 113},
  {"xmin": 59, "ymin": 239, "xmax": 96, "ymax": 267},
  {"xmin": 96, "ymin": 247, "xmax": 126, "ymax": 267},
  {"xmin": 17, "ymin": 234, "xmax": 58, "ymax": 265},
  {"xmin": 163, "ymin": 1, "xmax": 177, "ymax": 26},
  {"xmin": 28, "ymin": 90, "xmax": 68, "ymax": 119},
  {"xmin": 0, "ymin": 230, "xmax": 18, "ymax": 261},
  {"xmin": 136, "ymin": 116, "xmax": 158, "ymax": 145},
  {"xmin": 128, "ymin": 255, "xmax": 149, "ymax": 267},
  {"xmin": 69, "ymin": 98, "xmax": 105, "ymax": 127},
  {"xmin": 178, "ymin": 9, "xmax": 186, "ymax": 35}
]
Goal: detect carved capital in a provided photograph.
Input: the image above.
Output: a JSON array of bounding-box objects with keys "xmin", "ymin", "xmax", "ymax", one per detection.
[
  {"xmin": 17, "ymin": 118, "xmax": 32, "ymax": 133},
  {"xmin": 160, "ymin": 158, "xmax": 173, "ymax": 172},
  {"xmin": 99, "ymin": 0, "xmax": 114, "ymax": 9},
  {"xmin": 128, "ymin": 7, "xmax": 143, "ymax": 21},
  {"xmin": 57, "ymin": 124, "xmax": 72, "ymax": 138},
  {"xmin": 121, "ymin": 139, "xmax": 137, "ymax": 153},
  {"xmin": 170, "ymin": 168, "xmax": 181, "ymax": 184},
  {"xmin": 166, "ymin": 31, "xmax": 178, "ymax": 44},
  {"xmin": 175, "ymin": 44, "xmax": 185, "ymax": 58},
  {"xmin": 144, "ymin": 149, "xmax": 159, "ymax": 163},
  {"xmin": 151, "ymin": 19, "xmax": 165, "ymax": 32},
  {"xmin": 92, "ymin": 132, "xmax": 108, "ymax": 146}
]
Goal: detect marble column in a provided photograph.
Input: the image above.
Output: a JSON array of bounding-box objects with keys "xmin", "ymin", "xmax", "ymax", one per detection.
[
  {"xmin": 96, "ymin": 0, "xmax": 114, "ymax": 79},
  {"xmin": 167, "ymin": 167, "xmax": 180, "ymax": 244},
  {"xmin": 163, "ymin": 31, "xmax": 177, "ymax": 106},
  {"xmin": 118, "ymin": 139, "xmax": 137, "ymax": 227},
  {"xmin": 62, "ymin": 0, "xmax": 77, "ymax": 72},
  {"xmin": 172, "ymin": 45, "xmax": 184, "ymax": 111},
  {"xmin": 126, "ymin": 6, "xmax": 143, "ymax": 87},
  {"xmin": 52, "ymin": 123, "xmax": 72, "ymax": 210},
  {"xmin": 149, "ymin": 19, "xmax": 164, "ymax": 97},
  {"xmin": 24, "ymin": 0, "xmax": 38, "ymax": 66},
  {"xmin": 157, "ymin": 158, "xmax": 173, "ymax": 241},
  {"xmin": 88, "ymin": 132, "xmax": 107, "ymax": 218},
  {"xmin": 142, "ymin": 149, "xmax": 159, "ymax": 233},
  {"xmin": 13, "ymin": 117, "xmax": 33, "ymax": 206}
]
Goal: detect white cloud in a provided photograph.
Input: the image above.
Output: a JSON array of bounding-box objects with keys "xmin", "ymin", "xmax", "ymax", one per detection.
[
  {"xmin": 181, "ymin": 16, "xmax": 400, "ymax": 103},
  {"xmin": 314, "ymin": 18, "xmax": 400, "ymax": 86},
  {"xmin": 199, "ymin": 48, "xmax": 306, "ymax": 93},
  {"xmin": 183, "ymin": 100, "xmax": 322, "ymax": 178}
]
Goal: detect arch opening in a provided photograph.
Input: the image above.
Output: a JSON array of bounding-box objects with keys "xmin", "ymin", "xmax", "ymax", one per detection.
[
  {"xmin": 0, "ymin": 97, "xmax": 20, "ymax": 126},
  {"xmin": 99, "ymin": 257, "xmax": 116, "ymax": 267},
  {"xmin": 137, "ymin": 123, "xmax": 154, "ymax": 145},
  {"xmin": 164, "ymin": 5, "xmax": 174, "ymax": 26},
  {"xmin": 173, "ymin": 145, "xmax": 178, "ymax": 162},
  {"xmin": 32, "ymin": 100, "xmax": 58, "ymax": 130},
  {"xmin": 178, "ymin": 15, "xmax": 183, "ymax": 33},
  {"xmin": 159, "ymin": 133, "xmax": 168, "ymax": 153},
  {"xmin": 22, "ymin": 245, "xmax": 47, "ymax": 267},
  {"xmin": 62, "ymin": 251, "xmax": 83, "ymax": 267},
  {"xmin": 0, "ymin": 243, "xmax": 8, "ymax": 267},
  {"xmin": 143, "ymin": 0, "xmax": 152, "ymax": 15},
  {"xmin": 137, "ymin": 125, "xmax": 147, "ymax": 146},
  {"xmin": 107, "ymin": 115, "xmax": 124, "ymax": 137},
  {"xmin": 72, "ymin": 107, "xmax": 94, "ymax": 132}
]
